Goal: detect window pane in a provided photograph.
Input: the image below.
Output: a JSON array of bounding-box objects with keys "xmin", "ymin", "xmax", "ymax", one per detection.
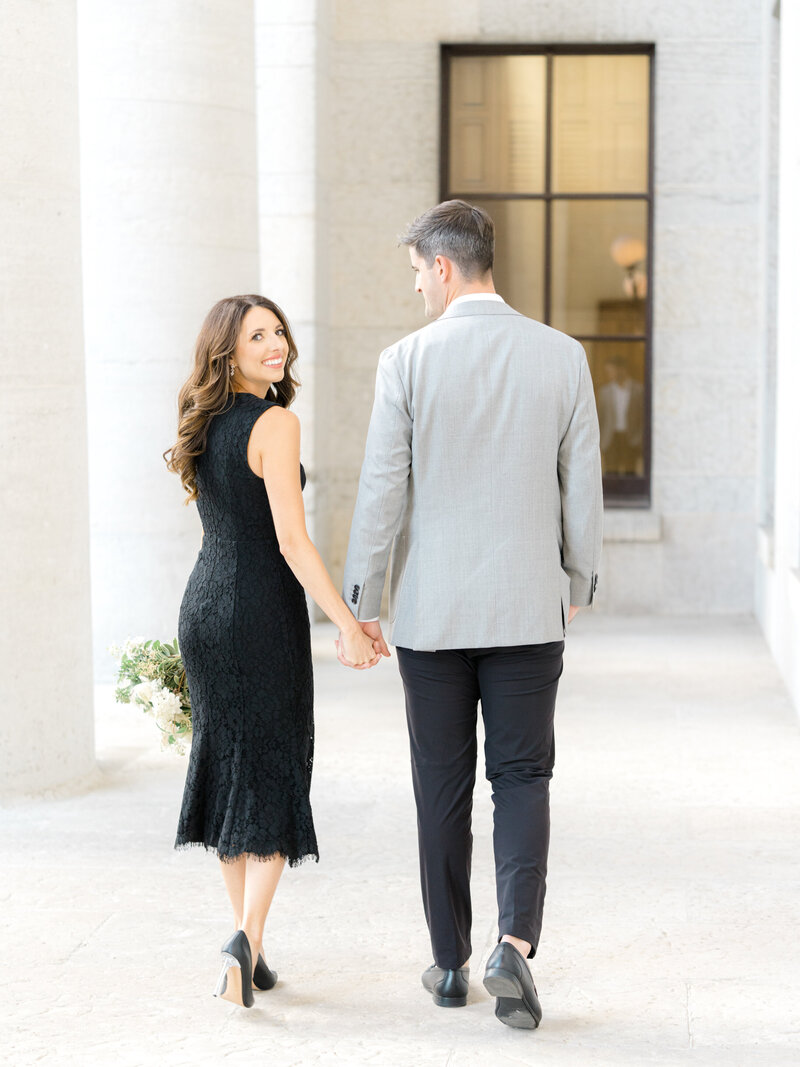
[
  {"xmin": 552, "ymin": 55, "xmax": 649, "ymax": 193},
  {"xmin": 449, "ymin": 56, "xmax": 546, "ymax": 194},
  {"xmin": 472, "ymin": 199, "xmax": 544, "ymax": 321},
  {"xmin": 551, "ymin": 199, "xmax": 648, "ymax": 336},
  {"xmin": 585, "ymin": 341, "xmax": 646, "ymax": 477}
]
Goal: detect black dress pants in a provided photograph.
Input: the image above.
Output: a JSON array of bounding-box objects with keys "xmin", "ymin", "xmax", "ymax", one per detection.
[{"xmin": 396, "ymin": 641, "xmax": 564, "ymax": 971}]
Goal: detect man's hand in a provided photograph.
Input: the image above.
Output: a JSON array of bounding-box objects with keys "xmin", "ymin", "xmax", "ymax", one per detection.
[
  {"xmin": 360, "ymin": 619, "xmax": 391, "ymax": 658},
  {"xmin": 335, "ymin": 620, "xmax": 390, "ymax": 668},
  {"xmin": 358, "ymin": 618, "xmax": 392, "ymax": 657},
  {"xmin": 567, "ymin": 605, "xmax": 581, "ymax": 625}
]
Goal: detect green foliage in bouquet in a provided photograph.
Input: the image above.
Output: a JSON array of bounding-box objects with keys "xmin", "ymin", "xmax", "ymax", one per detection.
[{"xmin": 110, "ymin": 638, "xmax": 192, "ymax": 753}]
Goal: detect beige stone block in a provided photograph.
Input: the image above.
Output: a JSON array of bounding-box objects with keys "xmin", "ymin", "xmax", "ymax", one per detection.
[
  {"xmin": 328, "ymin": 222, "xmax": 425, "ymax": 330},
  {"xmin": 655, "ymin": 224, "xmax": 760, "ymax": 330},
  {"xmin": 332, "ymin": 40, "xmax": 436, "ymax": 83},
  {"xmin": 592, "ymin": 540, "xmax": 664, "ymax": 613},
  {"xmin": 329, "ymin": 46, "xmax": 439, "ymax": 186},
  {"xmin": 656, "ymin": 189, "xmax": 762, "ymax": 231},
  {"xmin": 331, "ymin": 366, "xmax": 378, "ymax": 452},
  {"xmin": 657, "ymin": 38, "xmax": 762, "ymax": 83},
  {"xmin": 328, "ymin": 325, "xmax": 413, "ymax": 371},
  {"xmin": 326, "ymin": 183, "xmax": 438, "ymax": 341},
  {"xmin": 602, "ymin": 509, "xmax": 662, "ymax": 542},
  {"xmin": 660, "ymin": 513, "xmax": 755, "ymax": 613},
  {"xmin": 330, "ymin": 180, "xmax": 437, "ymax": 227},
  {"xmin": 335, "ymin": 0, "xmax": 481, "ymax": 41},
  {"xmin": 655, "ymin": 369, "xmax": 757, "ymax": 479},
  {"xmin": 656, "ymin": 80, "xmax": 761, "ymax": 191},
  {"xmin": 654, "ymin": 326, "xmax": 758, "ymax": 373},
  {"xmin": 657, "ymin": 476, "xmax": 756, "ymax": 515},
  {"xmin": 594, "ymin": 0, "xmax": 762, "ymax": 40},
  {"xmin": 478, "ymin": 0, "xmax": 600, "ymax": 40}
]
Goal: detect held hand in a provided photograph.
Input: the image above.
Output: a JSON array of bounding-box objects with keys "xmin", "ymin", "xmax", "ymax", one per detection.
[
  {"xmin": 359, "ymin": 620, "xmax": 391, "ymax": 658},
  {"xmin": 336, "ymin": 626, "xmax": 381, "ymax": 670},
  {"xmin": 567, "ymin": 605, "xmax": 581, "ymax": 625}
]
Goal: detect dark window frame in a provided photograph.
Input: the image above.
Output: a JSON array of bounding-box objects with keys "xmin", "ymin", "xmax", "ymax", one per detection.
[{"xmin": 441, "ymin": 43, "xmax": 656, "ymax": 509}]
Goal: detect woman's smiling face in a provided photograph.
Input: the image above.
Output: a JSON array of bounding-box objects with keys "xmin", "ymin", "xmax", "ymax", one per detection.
[{"xmin": 231, "ymin": 306, "xmax": 290, "ymax": 396}]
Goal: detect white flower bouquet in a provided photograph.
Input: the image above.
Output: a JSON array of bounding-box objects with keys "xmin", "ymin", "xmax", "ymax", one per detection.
[{"xmin": 110, "ymin": 638, "xmax": 192, "ymax": 754}]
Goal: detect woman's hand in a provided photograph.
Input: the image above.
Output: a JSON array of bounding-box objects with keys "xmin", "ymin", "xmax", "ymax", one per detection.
[{"xmin": 336, "ymin": 625, "xmax": 381, "ymax": 669}]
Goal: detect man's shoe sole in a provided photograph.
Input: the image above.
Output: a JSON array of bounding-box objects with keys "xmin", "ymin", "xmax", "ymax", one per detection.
[
  {"xmin": 431, "ymin": 993, "xmax": 467, "ymax": 1008},
  {"xmin": 483, "ymin": 969, "xmax": 541, "ymax": 1029}
]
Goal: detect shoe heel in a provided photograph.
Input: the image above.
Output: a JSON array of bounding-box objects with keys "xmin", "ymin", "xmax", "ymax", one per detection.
[
  {"xmin": 494, "ymin": 996, "xmax": 540, "ymax": 1029},
  {"xmin": 214, "ymin": 953, "xmax": 240, "ymax": 999},
  {"xmin": 432, "ymin": 992, "xmax": 467, "ymax": 1008},
  {"xmin": 483, "ymin": 968, "xmax": 522, "ymax": 999}
]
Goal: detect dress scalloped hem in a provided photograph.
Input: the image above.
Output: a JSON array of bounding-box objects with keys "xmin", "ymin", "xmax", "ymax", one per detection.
[{"xmin": 174, "ymin": 840, "xmax": 319, "ymax": 867}]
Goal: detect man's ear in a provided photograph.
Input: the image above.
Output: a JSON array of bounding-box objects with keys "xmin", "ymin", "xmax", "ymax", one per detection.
[{"xmin": 434, "ymin": 254, "xmax": 452, "ymax": 282}]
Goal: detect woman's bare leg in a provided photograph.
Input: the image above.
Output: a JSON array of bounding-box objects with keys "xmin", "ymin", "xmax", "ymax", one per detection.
[
  {"xmin": 242, "ymin": 854, "xmax": 286, "ymax": 973},
  {"xmin": 215, "ymin": 856, "xmax": 250, "ymax": 1005},
  {"xmin": 219, "ymin": 856, "xmax": 247, "ymax": 929}
]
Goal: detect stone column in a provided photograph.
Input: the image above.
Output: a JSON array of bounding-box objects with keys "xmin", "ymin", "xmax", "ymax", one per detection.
[
  {"xmin": 0, "ymin": 0, "xmax": 95, "ymax": 793},
  {"xmin": 765, "ymin": 0, "xmax": 800, "ymax": 710},
  {"xmin": 254, "ymin": 0, "xmax": 329, "ymax": 572},
  {"xmin": 78, "ymin": 0, "xmax": 261, "ymax": 674}
]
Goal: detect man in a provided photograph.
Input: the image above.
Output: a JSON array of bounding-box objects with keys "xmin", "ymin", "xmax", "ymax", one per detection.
[
  {"xmin": 597, "ymin": 354, "xmax": 644, "ymax": 475},
  {"xmin": 340, "ymin": 200, "xmax": 602, "ymax": 1030}
]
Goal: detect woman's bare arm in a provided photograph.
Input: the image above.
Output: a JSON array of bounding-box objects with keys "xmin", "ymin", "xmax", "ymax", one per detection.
[{"xmin": 248, "ymin": 406, "xmax": 379, "ymax": 667}]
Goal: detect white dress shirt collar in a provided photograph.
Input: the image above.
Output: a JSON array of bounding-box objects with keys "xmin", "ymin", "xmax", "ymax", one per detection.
[{"xmin": 448, "ymin": 293, "xmax": 505, "ymax": 309}]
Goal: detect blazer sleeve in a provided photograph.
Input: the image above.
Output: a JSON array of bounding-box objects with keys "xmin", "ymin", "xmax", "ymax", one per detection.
[
  {"xmin": 342, "ymin": 348, "xmax": 412, "ymax": 620},
  {"xmin": 558, "ymin": 350, "xmax": 604, "ymax": 606}
]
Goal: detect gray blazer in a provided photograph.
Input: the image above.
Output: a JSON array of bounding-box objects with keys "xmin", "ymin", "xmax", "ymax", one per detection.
[{"xmin": 342, "ymin": 299, "xmax": 603, "ymax": 651}]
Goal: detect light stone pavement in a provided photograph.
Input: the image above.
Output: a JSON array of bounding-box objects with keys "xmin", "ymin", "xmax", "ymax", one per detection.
[{"xmin": 2, "ymin": 616, "xmax": 800, "ymax": 1066}]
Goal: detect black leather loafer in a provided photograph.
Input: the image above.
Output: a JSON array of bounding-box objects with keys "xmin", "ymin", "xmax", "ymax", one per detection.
[
  {"xmin": 421, "ymin": 964, "xmax": 470, "ymax": 1007},
  {"xmin": 253, "ymin": 952, "xmax": 277, "ymax": 991},
  {"xmin": 482, "ymin": 942, "xmax": 542, "ymax": 1029}
]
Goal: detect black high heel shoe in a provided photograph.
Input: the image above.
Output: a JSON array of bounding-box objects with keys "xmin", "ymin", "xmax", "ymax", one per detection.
[
  {"xmin": 253, "ymin": 952, "xmax": 277, "ymax": 991},
  {"xmin": 214, "ymin": 930, "xmax": 254, "ymax": 1008}
]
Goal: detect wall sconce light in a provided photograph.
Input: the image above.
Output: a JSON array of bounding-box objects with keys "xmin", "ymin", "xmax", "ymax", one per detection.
[{"xmin": 610, "ymin": 236, "xmax": 647, "ymax": 299}]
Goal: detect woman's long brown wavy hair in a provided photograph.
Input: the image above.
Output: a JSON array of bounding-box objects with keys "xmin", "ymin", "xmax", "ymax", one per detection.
[{"xmin": 163, "ymin": 295, "xmax": 300, "ymax": 502}]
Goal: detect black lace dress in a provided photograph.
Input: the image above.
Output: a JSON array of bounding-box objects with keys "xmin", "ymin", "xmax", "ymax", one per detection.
[{"xmin": 175, "ymin": 392, "xmax": 318, "ymax": 865}]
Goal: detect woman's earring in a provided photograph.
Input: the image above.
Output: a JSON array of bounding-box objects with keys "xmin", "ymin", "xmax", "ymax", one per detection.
[{"xmin": 230, "ymin": 364, "xmax": 235, "ymax": 378}]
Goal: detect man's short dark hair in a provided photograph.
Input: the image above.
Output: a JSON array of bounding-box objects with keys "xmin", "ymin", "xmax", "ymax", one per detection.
[{"xmin": 400, "ymin": 200, "xmax": 494, "ymax": 280}]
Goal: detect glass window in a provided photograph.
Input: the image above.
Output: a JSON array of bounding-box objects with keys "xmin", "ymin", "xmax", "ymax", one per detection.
[
  {"xmin": 448, "ymin": 56, "xmax": 546, "ymax": 194},
  {"xmin": 552, "ymin": 55, "xmax": 649, "ymax": 193},
  {"xmin": 444, "ymin": 47, "xmax": 653, "ymax": 505},
  {"xmin": 550, "ymin": 199, "xmax": 648, "ymax": 336}
]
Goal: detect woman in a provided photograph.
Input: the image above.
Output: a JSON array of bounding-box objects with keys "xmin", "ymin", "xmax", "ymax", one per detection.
[{"xmin": 164, "ymin": 294, "xmax": 379, "ymax": 1008}]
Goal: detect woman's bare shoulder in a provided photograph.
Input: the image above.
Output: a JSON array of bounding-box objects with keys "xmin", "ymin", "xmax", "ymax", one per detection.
[{"xmin": 251, "ymin": 404, "xmax": 299, "ymax": 439}]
